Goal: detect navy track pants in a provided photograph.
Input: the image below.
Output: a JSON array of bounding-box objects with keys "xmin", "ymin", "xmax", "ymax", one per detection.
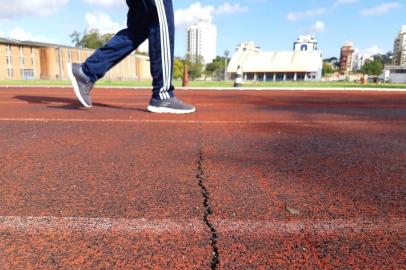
[{"xmin": 82, "ymin": 0, "xmax": 175, "ymax": 100}]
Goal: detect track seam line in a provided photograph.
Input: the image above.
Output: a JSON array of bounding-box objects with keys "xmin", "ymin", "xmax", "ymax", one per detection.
[
  {"xmin": 0, "ymin": 85, "xmax": 405, "ymax": 91},
  {"xmin": 197, "ymin": 143, "xmax": 220, "ymax": 269},
  {"xmin": 0, "ymin": 118, "xmax": 406, "ymax": 124}
]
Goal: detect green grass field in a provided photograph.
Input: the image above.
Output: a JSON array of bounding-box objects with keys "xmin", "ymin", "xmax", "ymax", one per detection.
[{"xmin": 0, "ymin": 79, "xmax": 405, "ymax": 89}]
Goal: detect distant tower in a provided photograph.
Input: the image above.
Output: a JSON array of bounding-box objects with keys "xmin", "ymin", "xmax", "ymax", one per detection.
[
  {"xmin": 293, "ymin": 35, "xmax": 318, "ymax": 51},
  {"xmin": 340, "ymin": 41, "xmax": 355, "ymax": 74},
  {"xmin": 393, "ymin": 25, "xmax": 406, "ymax": 65},
  {"xmin": 186, "ymin": 20, "xmax": 217, "ymax": 64}
]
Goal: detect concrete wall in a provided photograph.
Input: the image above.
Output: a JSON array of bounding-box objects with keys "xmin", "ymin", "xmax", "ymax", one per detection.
[{"xmin": 390, "ymin": 73, "xmax": 406, "ymax": 83}]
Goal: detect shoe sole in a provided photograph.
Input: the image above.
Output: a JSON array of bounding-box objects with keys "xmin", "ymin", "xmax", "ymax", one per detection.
[
  {"xmin": 67, "ymin": 63, "xmax": 92, "ymax": 108},
  {"xmin": 147, "ymin": 105, "xmax": 196, "ymax": 114}
]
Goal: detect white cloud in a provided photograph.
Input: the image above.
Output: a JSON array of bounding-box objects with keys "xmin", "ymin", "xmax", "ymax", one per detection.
[
  {"xmin": 333, "ymin": 0, "xmax": 359, "ymax": 7},
  {"xmin": 175, "ymin": 2, "xmax": 214, "ymax": 28},
  {"xmin": 85, "ymin": 12, "xmax": 124, "ymax": 34},
  {"xmin": 360, "ymin": 2, "xmax": 401, "ymax": 17},
  {"xmin": 0, "ymin": 0, "xmax": 69, "ymax": 18},
  {"xmin": 83, "ymin": 0, "xmax": 126, "ymax": 9},
  {"xmin": 361, "ymin": 45, "xmax": 384, "ymax": 58},
  {"xmin": 175, "ymin": 2, "xmax": 248, "ymax": 28},
  {"xmin": 304, "ymin": 20, "xmax": 326, "ymax": 34},
  {"xmin": 215, "ymin": 3, "xmax": 248, "ymax": 15},
  {"xmin": 0, "ymin": 30, "xmax": 4, "ymax": 37},
  {"xmin": 286, "ymin": 8, "xmax": 326, "ymax": 21},
  {"xmin": 7, "ymin": 27, "xmax": 54, "ymax": 42},
  {"xmin": 312, "ymin": 21, "xmax": 326, "ymax": 32}
]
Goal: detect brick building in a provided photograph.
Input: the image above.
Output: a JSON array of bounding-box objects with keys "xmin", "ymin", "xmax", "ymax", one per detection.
[
  {"xmin": 0, "ymin": 38, "xmax": 151, "ymax": 81},
  {"xmin": 340, "ymin": 41, "xmax": 355, "ymax": 75}
]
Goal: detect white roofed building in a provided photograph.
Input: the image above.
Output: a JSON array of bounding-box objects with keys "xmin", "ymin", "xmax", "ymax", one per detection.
[{"xmin": 227, "ymin": 50, "xmax": 323, "ymax": 82}]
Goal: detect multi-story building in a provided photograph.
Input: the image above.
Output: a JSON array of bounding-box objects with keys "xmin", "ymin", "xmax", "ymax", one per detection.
[
  {"xmin": 0, "ymin": 38, "xmax": 151, "ymax": 81},
  {"xmin": 0, "ymin": 40, "xmax": 41, "ymax": 80},
  {"xmin": 393, "ymin": 25, "xmax": 406, "ymax": 66},
  {"xmin": 293, "ymin": 35, "xmax": 318, "ymax": 52},
  {"xmin": 384, "ymin": 26, "xmax": 406, "ymax": 84},
  {"xmin": 340, "ymin": 41, "xmax": 355, "ymax": 75},
  {"xmin": 186, "ymin": 20, "xmax": 217, "ymax": 64},
  {"xmin": 352, "ymin": 48, "xmax": 362, "ymax": 71}
]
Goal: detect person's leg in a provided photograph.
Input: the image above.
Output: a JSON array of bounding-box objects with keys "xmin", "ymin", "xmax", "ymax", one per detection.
[
  {"xmin": 82, "ymin": 0, "xmax": 150, "ymax": 83},
  {"xmin": 68, "ymin": 0, "xmax": 151, "ymax": 107},
  {"xmin": 145, "ymin": 0, "xmax": 195, "ymax": 113},
  {"xmin": 147, "ymin": 0, "xmax": 175, "ymax": 100}
]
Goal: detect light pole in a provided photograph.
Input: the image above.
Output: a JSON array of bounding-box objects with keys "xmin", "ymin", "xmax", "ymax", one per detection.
[{"xmin": 224, "ymin": 50, "xmax": 230, "ymax": 81}]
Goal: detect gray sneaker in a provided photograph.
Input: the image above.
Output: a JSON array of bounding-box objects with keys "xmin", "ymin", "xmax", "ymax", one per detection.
[
  {"xmin": 67, "ymin": 63, "xmax": 94, "ymax": 108},
  {"xmin": 147, "ymin": 97, "xmax": 196, "ymax": 114}
]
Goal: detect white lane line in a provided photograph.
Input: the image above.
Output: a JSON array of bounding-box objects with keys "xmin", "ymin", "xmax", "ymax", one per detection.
[
  {"xmin": 214, "ymin": 218, "xmax": 406, "ymax": 234},
  {"xmin": 0, "ymin": 216, "xmax": 404, "ymax": 234},
  {"xmin": 0, "ymin": 216, "xmax": 204, "ymax": 233},
  {"xmin": 0, "ymin": 118, "xmax": 405, "ymax": 124}
]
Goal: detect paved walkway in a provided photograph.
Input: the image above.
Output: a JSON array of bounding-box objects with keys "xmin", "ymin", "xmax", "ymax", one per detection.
[{"xmin": 0, "ymin": 87, "xmax": 405, "ymax": 269}]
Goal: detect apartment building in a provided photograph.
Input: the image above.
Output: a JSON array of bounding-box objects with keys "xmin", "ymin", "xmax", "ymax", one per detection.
[
  {"xmin": 393, "ymin": 25, "xmax": 406, "ymax": 66},
  {"xmin": 186, "ymin": 20, "xmax": 217, "ymax": 64}
]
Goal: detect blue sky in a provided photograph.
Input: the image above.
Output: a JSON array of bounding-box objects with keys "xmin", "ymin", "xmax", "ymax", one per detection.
[{"xmin": 0, "ymin": 0, "xmax": 404, "ymax": 58}]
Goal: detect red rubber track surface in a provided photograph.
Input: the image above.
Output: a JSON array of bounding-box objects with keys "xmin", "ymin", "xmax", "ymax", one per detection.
[{"xmin": 0, "ymin": 87, "xmax": 405, "ymax": 269}]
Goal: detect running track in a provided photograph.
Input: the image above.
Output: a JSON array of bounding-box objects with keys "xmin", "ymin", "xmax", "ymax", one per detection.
[{"xmin": 0, "ymin": 87, "xmax": 405, "ymax": 269}]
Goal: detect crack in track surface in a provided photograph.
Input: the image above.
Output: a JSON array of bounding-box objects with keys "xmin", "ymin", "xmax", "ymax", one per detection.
[{"xmin": 197, "ymin": 148, "xmax": 220, "ymax": 270}]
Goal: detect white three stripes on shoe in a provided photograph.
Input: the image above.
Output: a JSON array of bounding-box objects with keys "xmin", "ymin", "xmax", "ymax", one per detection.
[{"xmin": 155, "ymin": 0, "xmax": 171, "ymax": 100}]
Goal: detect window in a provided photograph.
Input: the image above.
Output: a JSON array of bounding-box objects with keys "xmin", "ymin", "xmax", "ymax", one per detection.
[
  {"xmin": 7, "ymin": 68, "xmax": 13, "ymax": 78},
  {"xmin": 286, "ymin": 74, "xmax": 295, "ymax": 81},
  {"xmin": 6, "ymin": 55, "xmax": 12, "ymax": 66},
  {"xmin": 19, "ymin": 46, "xmax": 25, "ymax": 67},
  {"xmin": 22, "ymin": 69, "xmax": 35, "ymax": 80}
]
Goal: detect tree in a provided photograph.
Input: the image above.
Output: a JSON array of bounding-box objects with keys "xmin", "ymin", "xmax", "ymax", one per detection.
[
  {"xmin": 361, "ymin": 59, "xmax": 384, "ymax": 76},
  {"xmin": 322, "ymin": 62, "xmax": 333, "ymax": 76},
  {"xmin": 205, "ymin": 56, "xmax": 231, "ymax": 80},
  {"xmin": 184, "ymin": 54, "xmax": 204, "ymax": 80},
  {"xmin": 372, "ymin": 52, "xmax": 393, "ymax": 65},
  {"xmin": 323, "ymin": 57, "xmax": 339, "ymax": 70},
  {"xmin": 69, "ymin": 31, "xmax": 82, "ymax": 47},
  {"xmin": 70, "ymin": 29, "xmax": 114, "ymax": 49},
  {"xmin": 173, "ymin": 58, "xmax": 184, "ymax": 80}
]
